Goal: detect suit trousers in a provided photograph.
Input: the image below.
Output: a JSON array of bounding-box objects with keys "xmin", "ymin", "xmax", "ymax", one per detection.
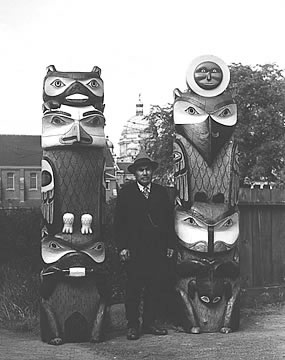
[{"xmin": 125, "ymin": 269, "xmax": 163, "ymax": 329}]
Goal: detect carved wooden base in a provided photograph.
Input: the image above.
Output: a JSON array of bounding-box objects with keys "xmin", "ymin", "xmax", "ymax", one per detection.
[
  {"xmin": 176, "ymin": 276, "xmax": 240, "ymax": 333},
  {"xmin": 40, "ymin": 276, "xmax": 107, "ymax": 344}
]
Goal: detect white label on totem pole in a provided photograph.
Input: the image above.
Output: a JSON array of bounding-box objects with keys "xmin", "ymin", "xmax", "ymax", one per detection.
[{"xmin": 69, "ymin": 267, "xmax": 86, "ymax": 277}]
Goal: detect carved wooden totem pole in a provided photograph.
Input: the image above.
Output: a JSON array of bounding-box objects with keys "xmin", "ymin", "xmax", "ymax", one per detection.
[
  {"xmin": 40, "ymin": 66, "xmax": 109, "ymax": 344},
  {"xmin": 173, "ymin": 55, "xmax": 240, "ymax": 333}
]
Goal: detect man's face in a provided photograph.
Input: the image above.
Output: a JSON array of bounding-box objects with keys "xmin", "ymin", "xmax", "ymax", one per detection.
[{"xmin": 135, "ymin": 165, "xmax": 153, "ymax": 186}]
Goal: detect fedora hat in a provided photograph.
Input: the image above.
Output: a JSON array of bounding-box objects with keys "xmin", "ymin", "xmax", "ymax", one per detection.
[{"xmin": 128, "ymin": 150, "xmax": 158, "ymax": 174}]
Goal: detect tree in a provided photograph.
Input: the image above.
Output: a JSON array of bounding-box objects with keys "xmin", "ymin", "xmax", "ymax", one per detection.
[
  {"xmin": 143, "ymin": 63, "xmax": 285, "ymax": 186},
  {"xmin": 142, "ymin": 104, "xmax": 174, "ymax": 186},
  {"xmin": 229, "ymin": 63, "xmax": 285, "ymax": 184}
]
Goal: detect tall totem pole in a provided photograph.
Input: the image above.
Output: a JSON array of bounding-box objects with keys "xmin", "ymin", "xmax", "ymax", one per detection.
[
  {"xmin": 40, "ymin": 66, "xmax": 108, "ymax": 344},
  {"xmin": 173, "ymin": 55, "xmax": 240, "ymax": 333}
]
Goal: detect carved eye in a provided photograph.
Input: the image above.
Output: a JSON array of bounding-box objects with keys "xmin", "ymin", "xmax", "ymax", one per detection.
[
  {"xmin": 51, "ymin": 116, "xmax": 66, "ymax": 125},
  {"xmin": 50, "ymin": 79, "xmax": 65, "ymax": 88},
  {"xmin": 200, "ymin": 296, "xmax": 210, "ymax": 303},
  {"xmin": 212, "ymin": 69, "xmax": 217, "ymax": 73},
  {"xmin": 42, "ymin": 170, "xmax": 52, "ymax": 187},
  {"xmin": 184, "ymin": 217, "xmax": 198, "ymax": 226},
  {"xmin": 213, "ymin": 296, "xmax": 221, "ymax": 303},
  {"xmin": 49, "ymin": 241, "xmax": 61, "ymax": 249},
  {"xmin": 185, "ymin": 106, "xmax": 199, "ymax": 115},
  {"xmin": 223, "ymin": 218, "xmax": 233, "ymax": 227},
  {"xmin": 84, "ymin": 116, "xmax": 101, "ymax": 126},
  {"xmin": 219, "ymin": 108, "xmax": 231, "ymax": 117},
  {"xmin": 200, "ymin": 68, "xmax": 206, "ymax": 73},
  {"xmin": 87, "ymin": 79, "xmax": 99, "ymax": 88},
  {"xmin": 93, "ymin": 243, "xmax": 103, "ymax": 251},
  {"xmin": 90, "ymin": 242, "xmax": 104, "ymax": 251}
]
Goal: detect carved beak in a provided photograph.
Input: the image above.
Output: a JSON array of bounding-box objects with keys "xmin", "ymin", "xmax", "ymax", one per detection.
[{"xmin": 60, "ymin": 122, "xmax": 92, "ymax": 145}]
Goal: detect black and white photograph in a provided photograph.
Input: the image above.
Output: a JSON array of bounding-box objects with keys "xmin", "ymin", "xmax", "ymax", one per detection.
[{"xmin": 1, "ymin": 0, "xmax": 285, "ymax": 359}]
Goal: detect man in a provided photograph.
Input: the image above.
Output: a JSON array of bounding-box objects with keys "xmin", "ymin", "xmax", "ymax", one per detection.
[{"xmin": 114, "ymin": 150, "xmax": 175, "ymax": 340}]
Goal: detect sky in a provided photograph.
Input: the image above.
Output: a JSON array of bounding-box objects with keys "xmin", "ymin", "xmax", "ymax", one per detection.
[{"xmin": 1, "ymin": 0, "xmax": 285, "ymax": 155}]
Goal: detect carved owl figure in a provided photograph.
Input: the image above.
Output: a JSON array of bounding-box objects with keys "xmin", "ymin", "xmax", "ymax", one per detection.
[
  {"xmin": 174, "ymin": 55, "xmax": 237, "ymax": 165},
  {"xmin": 173, "ymin": 55, "xmax": 239, "ymax": 255},
  {"xmin": 174, "ymin": 89, "xmax": 237, "ymax": 165}
]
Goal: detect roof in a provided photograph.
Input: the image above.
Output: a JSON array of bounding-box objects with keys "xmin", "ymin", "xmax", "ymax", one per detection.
[
  {"xmin": 0, "ymin": 135, "xmax": 42, "ymax": 166},
  {"xmin": 0, "ymin": 134, "xmax": 115, "ymax": 167}
]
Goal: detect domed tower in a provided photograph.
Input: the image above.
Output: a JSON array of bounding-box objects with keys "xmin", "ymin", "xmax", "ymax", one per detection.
[{"xmin": 117, "ymin": 94, "xmax": 149, "ymax": 162}]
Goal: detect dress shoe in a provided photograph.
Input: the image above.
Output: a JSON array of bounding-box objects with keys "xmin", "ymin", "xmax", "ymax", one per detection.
[
  {"xmin": 142, "ymin": 325, "xmax": 168, "ymax": 336},
  {"xmin": 127, "ymin": 327, "xmax": 140, "ymax": 340}
]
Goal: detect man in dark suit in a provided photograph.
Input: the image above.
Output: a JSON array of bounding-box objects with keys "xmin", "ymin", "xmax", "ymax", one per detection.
[{"xmin": 114, "ymin": 151, "xmax": 175, "ymax": 340}]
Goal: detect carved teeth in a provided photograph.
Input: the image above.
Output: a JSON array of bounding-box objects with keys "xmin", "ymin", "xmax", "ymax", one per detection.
[
  {"xmin": 62, "ymin": 213, "xmax": 74, "ymax": 233},
  {"xmin": 81, "ymin": 214, "xmax": 93, "ymax": 234},
  {"xmin": 66, "ymin": 94, "xmax": 88, "ymax": 100}
]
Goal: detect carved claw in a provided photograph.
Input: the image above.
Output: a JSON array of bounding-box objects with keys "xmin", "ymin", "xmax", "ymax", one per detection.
[
  {"xmin": 62, "ymin": 213, "xmax": 74, "ymax": 233},
  {"xmin": 81, "ymin": 214, "xmax": 93, "ymax": 234},
  {"xmin": 48, "ymin": 337, "xmax": 63, "ymax": 345},
  {"xmin": 191, "ymin": 326, "xmax": 201, "ymax": 334},
  {"xmin": 220, "ymin": 327, "xmax": 232, "ymax": 334}
]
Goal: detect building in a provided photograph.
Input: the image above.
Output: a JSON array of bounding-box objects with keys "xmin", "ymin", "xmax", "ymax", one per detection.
[
  {"xmin": 0, "ymin": 135, "xmax": 42, "ymax": 208},
  {"xmin": 117, "ymin": 95, "xmax": 149, "ymax": 162},
  {"xmin": 116, "ymin": 96, "xmax": 150, "ymax": 188},
  {"xmin": 115, "ymin": 162, "xmax": 135, "ymax": 188},
  {"xmin": 0, "ymin": 135, "xmax": 116, "ymax": 208},
  {"xmin": 104, "ymin": 137, "xmax": 118, "ymax": 200}
]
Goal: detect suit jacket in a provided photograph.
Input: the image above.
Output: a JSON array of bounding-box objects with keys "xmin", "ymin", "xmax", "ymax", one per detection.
[{"xmin": 114, "ymin": 181, "xmax": 175, "ymax": 272}]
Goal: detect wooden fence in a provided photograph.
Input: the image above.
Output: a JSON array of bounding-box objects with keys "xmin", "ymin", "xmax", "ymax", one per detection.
[{"xmin": 239, "ymin": 188, "xmax": 285, "ymax": 296}]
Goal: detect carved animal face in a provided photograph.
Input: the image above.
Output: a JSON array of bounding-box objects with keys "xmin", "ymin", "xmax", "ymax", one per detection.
[
  {"xmin": 175, "ymin": 202, "xmax": 239, "ymax": 253},
  {"xmin": 41, "ymin": 235, "xmax": 105, "ymax": 266},
  {"xmin": 189, "ymin": 277, "xmax": 232, "ymax": 306},
  {"xmin": 42, "ymin": 105, "xmax": 106, "ymax": 148},
  {"xmin": 43, "ymin": 65, "xmax": 104, "ymax": 111}
]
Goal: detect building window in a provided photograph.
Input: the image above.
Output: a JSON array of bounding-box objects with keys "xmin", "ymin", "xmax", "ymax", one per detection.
[
  {"xmin": 30, "ymin": 173, "xmax": 37, "ymax": 190},
  {"xmin": 7, "ymin": 172, "xmax": 15, "ymax": 190},
  {"xmin": 106, "ymin": 180, "xmax": 110, "ymax": 190}
]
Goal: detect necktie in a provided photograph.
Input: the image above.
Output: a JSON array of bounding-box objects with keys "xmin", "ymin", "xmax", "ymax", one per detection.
[{"xmin": 142, "ymin": 186, "xmax": 150, "ymax": 199}]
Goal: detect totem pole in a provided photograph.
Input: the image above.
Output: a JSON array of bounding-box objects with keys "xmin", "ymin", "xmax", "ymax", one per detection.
[
  {"xmin": 173, "ymin": 55, "xmax": 240, "ymax": 333},
  {"xmin": 40, "ymin": 66, "xmax": 109, "ymax": 344}
]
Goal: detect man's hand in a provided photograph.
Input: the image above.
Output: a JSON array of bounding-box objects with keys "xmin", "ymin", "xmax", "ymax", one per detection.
[
  {"xmin": 166, "ymin": 248, "xmax": 174, "ymax": 258},
  {"xmin": 119, "ymin": 248, "xmax": 130, "ymax": 262}
]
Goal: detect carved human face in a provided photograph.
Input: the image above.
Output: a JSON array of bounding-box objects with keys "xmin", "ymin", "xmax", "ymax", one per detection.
[
  {"xmin": 135, "ymin": 165, "xmax": 153, "ymax": 186},
  {"xmin": 194, "ymin": 61, "xmax": 223, "ymax": 90}
]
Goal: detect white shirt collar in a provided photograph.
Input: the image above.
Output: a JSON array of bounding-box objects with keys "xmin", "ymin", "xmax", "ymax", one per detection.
[{"xmin": 137, "ymin": 182, "xmax": 151, "ymax": 192}]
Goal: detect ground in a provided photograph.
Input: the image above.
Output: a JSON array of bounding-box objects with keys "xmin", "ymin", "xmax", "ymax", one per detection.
[{"xmin": 1, "ymin": 303, "xmax": 285, "ymax": 360}]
